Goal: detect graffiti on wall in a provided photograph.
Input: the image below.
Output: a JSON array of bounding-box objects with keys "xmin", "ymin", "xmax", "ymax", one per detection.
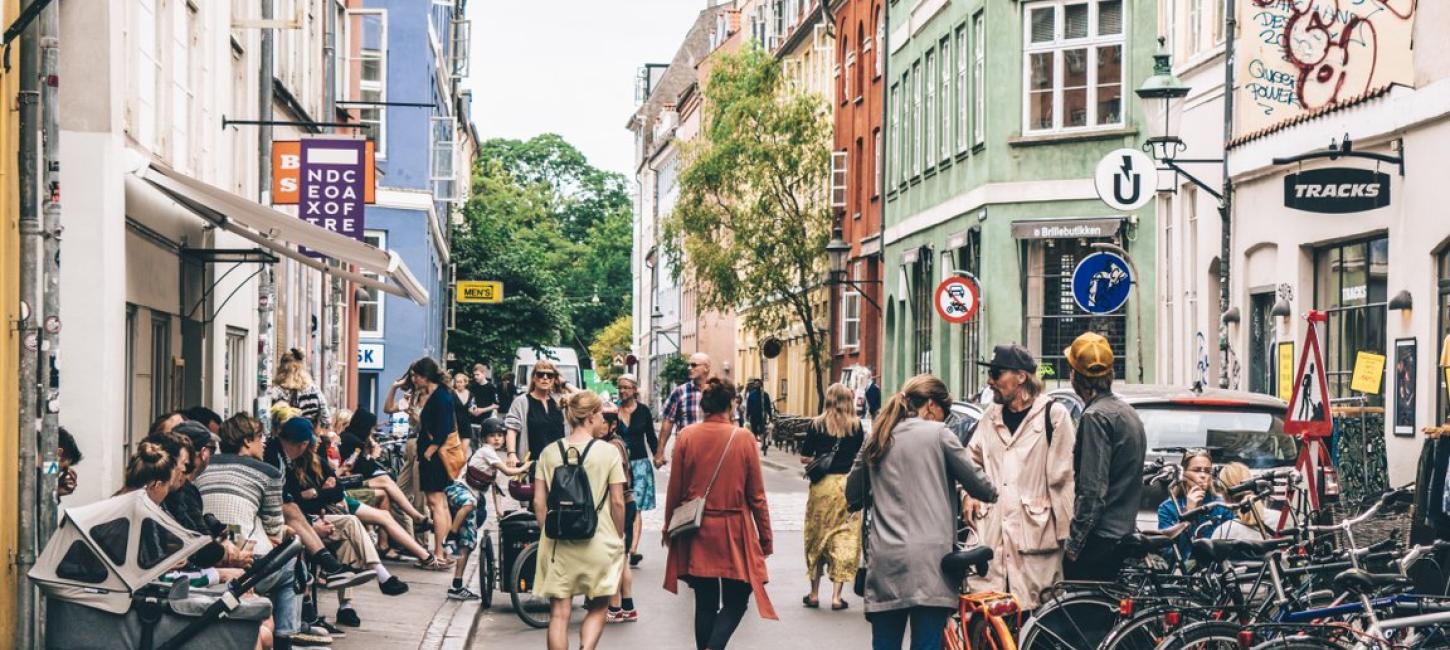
[{"xmin": 1238, "ymin": 0, "xmax": 1417, "ymax": 137}]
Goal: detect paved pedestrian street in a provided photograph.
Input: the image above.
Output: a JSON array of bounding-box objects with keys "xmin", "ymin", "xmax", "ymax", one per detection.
[{"xmin": 471, "ymin": 454, "xmax": 870, "ymax": 648}]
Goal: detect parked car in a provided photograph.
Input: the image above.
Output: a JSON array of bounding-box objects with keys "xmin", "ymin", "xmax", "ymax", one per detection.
[
  {"xmin": 512, "ymin": 346, "xmax": 583, "ymax": 395},
  {"xmin": 1046, "ymin": 385, "xmax": 1295, "ymax": 529}
]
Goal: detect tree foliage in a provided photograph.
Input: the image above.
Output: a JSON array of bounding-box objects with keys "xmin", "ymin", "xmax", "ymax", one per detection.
[
  {"xmin": 588, "ymin": 314, "xmax": 633, "ymax": 382},
  {"xmin": 661, "ymin": 46, "xmax": 834, "ymax": 409},
  {"xmin": 451, "ymin": 135, "xmax": 633, "ymax": 369}
]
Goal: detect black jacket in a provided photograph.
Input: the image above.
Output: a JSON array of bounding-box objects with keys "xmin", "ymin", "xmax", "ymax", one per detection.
[{"xmin": 1067, "ymin": 391, "xmax": 1146, "ymax": 557}]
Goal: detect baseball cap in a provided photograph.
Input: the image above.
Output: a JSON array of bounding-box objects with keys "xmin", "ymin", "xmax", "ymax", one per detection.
[
  {"xmin": 173, "ymin": 420, "xmax": 218, "ymax": 452},
  {"xmin": 977, "ymin": 344, "xmax": 1038, "ymax": 373},
  {"xmin": 278, "ymin": 417, "xmax": 316, "ymax": 444},
  {"xmin": 1064, "ymin": 332, "xmax": 1115, "ymax": 378}
]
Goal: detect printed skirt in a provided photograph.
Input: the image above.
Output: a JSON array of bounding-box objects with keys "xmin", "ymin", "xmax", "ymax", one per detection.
[
  {"xmin": 804, "ymin": 473, "xmax": 862, "ymax": 583},
  {"xmin": 631, "ymin": 458, "xmax": 658, "ymax": 511}
]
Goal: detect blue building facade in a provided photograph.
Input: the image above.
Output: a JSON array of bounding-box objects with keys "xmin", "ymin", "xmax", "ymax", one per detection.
[{"xmin": 354, "ymin": 0, "xmax": 470, "ymax": 413}]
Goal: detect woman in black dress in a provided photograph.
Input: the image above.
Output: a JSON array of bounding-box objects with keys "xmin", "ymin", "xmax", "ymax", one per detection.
[{"xmin": 410, "ymin": 357, "xmax": 457, "ymax": 569}]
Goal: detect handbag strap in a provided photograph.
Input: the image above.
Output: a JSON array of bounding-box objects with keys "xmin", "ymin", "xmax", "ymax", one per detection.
[{"xmin": 700, "ymin": 429, "xmax": 739, "ymax": 503}]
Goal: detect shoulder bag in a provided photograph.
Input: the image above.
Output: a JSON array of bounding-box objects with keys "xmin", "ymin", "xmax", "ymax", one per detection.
[
  {"xmin": 803, "ymin": 423, "xmax": 843, "ymax": 483},
  {"xmin": 854, "ymin": 467, "xmax": 872, "ymax": 597},
  {"xmin": 667, "ymin": 429, "xmax": 739, "ymax": 539},
  {"xmin": 424, "ymin": 393, "xmax": 469, "ymax": 480}
]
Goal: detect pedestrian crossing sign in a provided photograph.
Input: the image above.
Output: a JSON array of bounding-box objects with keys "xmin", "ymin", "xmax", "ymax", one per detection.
[{"xmin": 1285, "ymin": 311, "xmax": 1332, "ymax": 439}]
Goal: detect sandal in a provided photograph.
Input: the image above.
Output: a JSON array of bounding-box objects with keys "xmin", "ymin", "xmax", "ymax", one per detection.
[
  {"xmin": 831, "ymin": 600, "xmax": 849, "ymax": 611},
  {"xmin": 379, "ymin": 549, "xmax": 405, "ymax": 563},
  {"xmin": 802, "ymin": 595, "xmax": 820, "ymax": 609},
  {"xmin": 414, "ymin": 554, "xmax": 453, "ymax": 571}
]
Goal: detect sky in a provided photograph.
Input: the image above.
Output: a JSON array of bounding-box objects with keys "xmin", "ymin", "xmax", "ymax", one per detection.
[{"xmin": 464, "ymin": 1, "xmax": 708, "ymax": 179}]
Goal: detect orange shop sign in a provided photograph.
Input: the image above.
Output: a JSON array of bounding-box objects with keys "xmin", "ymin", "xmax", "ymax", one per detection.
[{"xmin": 271, "ymin": 139, "xmax": 377, "ymax": 205}]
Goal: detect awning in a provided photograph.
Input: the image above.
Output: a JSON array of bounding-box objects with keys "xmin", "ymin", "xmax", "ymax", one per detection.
[
  {"xmin": 126, "ymin": 153, "xmax": 428, "ymax": 305},
  {"xmin": 1009, "ymin": 216, "xmax": 1126, "ymax": 241}
]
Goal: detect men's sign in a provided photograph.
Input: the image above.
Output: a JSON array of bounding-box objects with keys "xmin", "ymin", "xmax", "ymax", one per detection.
[
  {"xmin": 456, "ymin": 281, "xmax": 504, "ymax": 304},
  {"xmin": 1284, "ymin": 168, "xmax": 1391, "ymax": 213},
  {"xmin": 934, "ymin": 276, "xmax": 981, "ymax": 325}
]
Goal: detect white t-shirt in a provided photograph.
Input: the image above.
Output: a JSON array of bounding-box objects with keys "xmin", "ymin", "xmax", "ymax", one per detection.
[{"xmin": 468, "ymin": 445, "xmax": 509, "ymax": 492}]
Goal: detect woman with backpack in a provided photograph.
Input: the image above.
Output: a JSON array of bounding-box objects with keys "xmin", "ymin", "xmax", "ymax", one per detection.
[
  {"xmin": 531, "ymin": 390, "xmax": 628, "ymax": 650},
  {"xmin": 663, "ymin": 378, "xmax": 777, "ymax": 650},
  {"xmin": 267, "ymin": 348, "xmax": 332, "ymax": 426}
]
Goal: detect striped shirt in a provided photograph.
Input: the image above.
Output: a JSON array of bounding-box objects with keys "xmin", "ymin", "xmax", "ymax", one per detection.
[
  {"xmin": 195, "ymin": 453, "xmax": 286, "ymax": 549},
  {"xmin": 661, "ymin": 381, "xmax": 704, "ymax": 429}
]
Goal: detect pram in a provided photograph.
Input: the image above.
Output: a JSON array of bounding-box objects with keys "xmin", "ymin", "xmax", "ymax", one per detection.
[{"xmin": 29, "ymin": 489, "xmax": 303, "ymax": 649}]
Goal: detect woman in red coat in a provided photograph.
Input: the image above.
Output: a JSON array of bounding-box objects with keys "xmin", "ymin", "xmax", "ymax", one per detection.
[{"xmin": 663, "ymin": 377, "xmax": 777, "ymax": 649}]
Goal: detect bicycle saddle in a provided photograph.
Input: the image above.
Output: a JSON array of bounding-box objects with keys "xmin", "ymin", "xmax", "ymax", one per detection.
[
  {"xmin": 1332, "ymin": 568, "xmax": 1412, "ymax": 595},
  {"xmin": 941, "ymin": 547, "xmax": 994, "ymax": 582},
  {"xmin": 1118, "ymin": 532, "xmax": 1176, "ymax": 559},
  {"xmin": 1137, "ymin": 521, "xmax": 1191, "ymax": 539},
  {"xmin": 1190, "ymin": 537, "xmax": 1294, "ymax": 564}
]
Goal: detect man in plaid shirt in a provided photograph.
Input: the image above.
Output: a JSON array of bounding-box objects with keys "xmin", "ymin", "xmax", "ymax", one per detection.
[{"xmin": 654, "ymin": 352, "xmax": 712, "ymax": 468}]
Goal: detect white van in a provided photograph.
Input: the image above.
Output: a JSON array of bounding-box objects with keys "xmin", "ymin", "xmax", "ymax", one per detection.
[{"xmin": 512, "ymin": 346, "xmax": 583, "ymax": 395}]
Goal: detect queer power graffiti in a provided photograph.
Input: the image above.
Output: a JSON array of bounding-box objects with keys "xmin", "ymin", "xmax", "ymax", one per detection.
[{"xmin": 1237, "ymin": 0, "xmax": 1417, "ymax": 138}]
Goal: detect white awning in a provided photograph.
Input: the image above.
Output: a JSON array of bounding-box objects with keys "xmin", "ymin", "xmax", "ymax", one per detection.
[{"xmin": 125, "ymin": 153, "xmax": 429, "ymax": 305}]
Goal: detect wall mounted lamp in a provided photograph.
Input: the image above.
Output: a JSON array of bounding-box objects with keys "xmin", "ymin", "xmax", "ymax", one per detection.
[
  {"xmin": 1271, "ymin": 298, "xmax": 1292, "ymax": 319},
  {"xmin": 1388, "ymin": 290, "xmax": 1413, "ymax": 311}
]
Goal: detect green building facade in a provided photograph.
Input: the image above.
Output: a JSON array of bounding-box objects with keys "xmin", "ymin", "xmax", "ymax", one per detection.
[{"xmin": 882, "ymin": 0, "xmax": 1160, "ymax": 396}]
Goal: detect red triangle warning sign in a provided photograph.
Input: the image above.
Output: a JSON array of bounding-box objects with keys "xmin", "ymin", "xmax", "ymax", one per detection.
[{"xmin": 1285, "ymin": 312, "xmax": 1333, "ymax": 439}]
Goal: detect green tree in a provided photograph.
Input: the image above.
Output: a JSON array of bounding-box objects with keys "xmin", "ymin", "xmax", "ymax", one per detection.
[
  {"xmin": 588, "ymin": 314, "xmax": 633, "ymax": 382},
  {"xmin": 661, "ymin": 46, "xmax": 833, "ymax": 409}
]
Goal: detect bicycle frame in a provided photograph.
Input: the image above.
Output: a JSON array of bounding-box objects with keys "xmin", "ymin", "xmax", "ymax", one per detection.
[{"xmin": 946, "ymin": 590, "xmax": 1021, "ymax": 650}]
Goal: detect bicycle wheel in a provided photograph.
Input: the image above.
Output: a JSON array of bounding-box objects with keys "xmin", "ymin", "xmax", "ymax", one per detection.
[
  {"xmin": 479, "ymin": 532, "xmax": 496, "ymax": 609},
  {"xmin": 1248, "ymin": 637, "xmax": 1354, "ymax": 650},
  {"xmin": 509, "ymin": 543, "xmax": 551, "ymax": 629},
  {"xmin": 1099, "ymin": 604, "xmax": 1214, "ymax": 650},
  {"xmin": 1151, "ymin": 621, "xmax": 1243, "ymax": 650},
  {"xmin": 1019, "ymin": 593, "xmax": 1119, "ymax": 650}
]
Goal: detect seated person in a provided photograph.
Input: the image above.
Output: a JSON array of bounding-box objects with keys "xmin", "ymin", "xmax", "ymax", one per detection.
[
  {"xmin": 336, "ymin": 409, "xmax": 431, "ymax": 528},
  {"xmin": 1211, "ymin": 462, "xmax": 1284, "ymax": 541},
  {"xmin": 1157, "ymin": 449, "xmax": 1235, "ymax": 563}
]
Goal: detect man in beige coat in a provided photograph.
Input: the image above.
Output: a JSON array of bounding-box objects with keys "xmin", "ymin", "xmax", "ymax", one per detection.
[{"xmin": 965, "ymin": 344, "xmax": 1076, "ymax": 610}]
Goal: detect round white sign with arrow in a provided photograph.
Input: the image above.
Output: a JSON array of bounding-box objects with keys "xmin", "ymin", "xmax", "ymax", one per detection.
[{"xmin": 1094, "ymin": 148, "xmax": 1156, "ymax": 211}]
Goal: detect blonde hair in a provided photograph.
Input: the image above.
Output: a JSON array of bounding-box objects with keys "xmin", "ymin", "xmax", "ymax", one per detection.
[
  {"xmin": 531, "ymin": 359, "xmax": 559, "ymax": 391},
  {"xmin": 273, "ymin": 348, "xmax": 314, "ymax": 391},
  {"xmin": 563, "ymin": 390, "xmax": 603, "ymax": 428},
  {"xmin": 864, "ymin": 374, "xmax": 952, "ymax": 467},
  {"xmin": 1217, "ymin": 462, "xmax": 1268, "ymax": 528},
  {"xmin": 814, "ymin": 383, "xmax": 858, "ymax": 438},
  {"xmin": 332, "ymin": 408, "xmax": 354, "ymax": 434},
  {"xmin": 1020, "ymin": 370, "xmax": 1045, "ymax": 400}
]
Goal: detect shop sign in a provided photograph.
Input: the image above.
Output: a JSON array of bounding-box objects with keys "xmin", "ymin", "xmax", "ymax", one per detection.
[
  {"xmin": 1283, "ymin": 168, "xmax": 1391, "ymax": 214},
  {"xmin": 299, "ymin": 139, "xmax": 368, "ymax": 242},
  {"xmin": 456, "ymin": 280, "xmax": 503, "ymax": 304},
  {"xmin": 272, "ymin": 139, "xmax": 376, "ymax": 206},
  {"xmin": 357, "ymin": 343, "xmax": 385, "ymax": 370}
]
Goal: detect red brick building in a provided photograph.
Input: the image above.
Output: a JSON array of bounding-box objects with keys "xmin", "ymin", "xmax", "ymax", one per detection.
[{"xmin": 830, "ymin": 0, "xmax": 885, "ymax": 386}]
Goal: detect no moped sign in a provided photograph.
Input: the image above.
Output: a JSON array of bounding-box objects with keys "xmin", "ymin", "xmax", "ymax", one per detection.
[
  {"xmin": 934, "ymin": 276, "xmax": 981, "ymax": 325},
  {"xmin": 300, "ymin": 139, "xmax": 367, "ymax": 244}
]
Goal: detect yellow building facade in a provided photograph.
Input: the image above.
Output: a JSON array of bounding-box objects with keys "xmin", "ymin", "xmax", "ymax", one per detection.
[{"xmin": 1, "ymin": 0, "xmax": 23, "ymax": 637}]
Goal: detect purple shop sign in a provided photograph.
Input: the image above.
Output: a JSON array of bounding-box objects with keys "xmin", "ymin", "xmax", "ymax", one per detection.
[{"xmin": 300, "ymin": 139, "xmax": 367, "ymax": 253}]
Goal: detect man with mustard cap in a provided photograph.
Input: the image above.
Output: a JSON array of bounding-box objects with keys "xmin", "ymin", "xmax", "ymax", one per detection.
[{"xmin": 1062, "ymin": 332, "xmax": 1146, "ymax": 581}]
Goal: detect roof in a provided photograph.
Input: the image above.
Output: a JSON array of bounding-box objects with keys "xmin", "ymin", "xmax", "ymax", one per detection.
[{"xmin": 1228, "ymin": 84, "xmax": 1396, "ymax": 149}]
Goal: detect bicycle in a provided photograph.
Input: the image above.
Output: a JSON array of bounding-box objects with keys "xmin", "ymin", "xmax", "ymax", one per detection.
[{"xmin": 943, "ymin": 533, "xmax": 1022, "ymax": 650}]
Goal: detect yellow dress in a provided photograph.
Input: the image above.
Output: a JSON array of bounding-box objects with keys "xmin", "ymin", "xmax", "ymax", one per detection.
[{"xmin": 532, "ymin": 437, "xmax": 627, "ymax": 599}]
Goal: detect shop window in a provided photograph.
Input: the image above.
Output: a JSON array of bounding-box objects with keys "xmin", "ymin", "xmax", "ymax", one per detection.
[
  {"xmin": 150, "ymin": 313, "xmax": 171, "ymax": 422},
  {"xmin": 1315, "ymin": 237, "xmax": 1388, "ymax": 404},
  {"xmin": 57, "ymin": 541, "xmax": 109, "ymax": 584},
  {"xmin": 90, "ymin": 518, "xmax": 132, "ymax": 566},
  {"xmin": 1030, "ymin": 238, "xmax": 1128, "ymax": 379},
  {"xmin": 912, "ymin": 251, "xmax": 934, "ymax": 373},
  {"xmin": 1249, "ymin": 291, "xmax": 1276, "ymax": 396}
]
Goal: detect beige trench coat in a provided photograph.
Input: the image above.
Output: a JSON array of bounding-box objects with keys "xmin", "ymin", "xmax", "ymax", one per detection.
[{"xmin": 967, "ymin": 394, "xmax": 1076, "ymax": 609}]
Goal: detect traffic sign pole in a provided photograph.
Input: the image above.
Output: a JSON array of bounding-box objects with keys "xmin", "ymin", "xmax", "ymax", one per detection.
[{"xmin": 1089, "ymin": 243, "xmax": 1144, "ymax": 384}]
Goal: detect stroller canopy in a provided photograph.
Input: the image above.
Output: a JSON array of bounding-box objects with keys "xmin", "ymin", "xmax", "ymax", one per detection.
[{"xmin": 29, "ymin": 490, "xmax": 210, "ymax": 614}]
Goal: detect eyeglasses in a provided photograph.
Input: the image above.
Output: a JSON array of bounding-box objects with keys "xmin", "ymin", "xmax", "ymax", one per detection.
[
  {"xmin": 988, "ymin": 367, "xmax": 1010, "ymax": 380},
  {"xmin": 535, "ymin": 372, "xmax": 557, "ymax": 379},
  {"xmin": 687, "ymin": 363, "xmax": 702, "ymax": 369}
]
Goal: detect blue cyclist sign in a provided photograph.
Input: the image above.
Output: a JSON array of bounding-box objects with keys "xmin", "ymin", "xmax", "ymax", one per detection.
[{"xmin": 1071, "ymin": 252, "xmax": 1132, "ymax": 314}]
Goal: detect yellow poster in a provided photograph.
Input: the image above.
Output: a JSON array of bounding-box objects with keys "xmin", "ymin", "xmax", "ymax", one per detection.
[
  {"xmin": 1278, "ymin": 342, "xmax": 1294, "ymax": 401},
  {"xmin": 1351, "ymin": 351, "xmax": 1386, "ymax": 395}
]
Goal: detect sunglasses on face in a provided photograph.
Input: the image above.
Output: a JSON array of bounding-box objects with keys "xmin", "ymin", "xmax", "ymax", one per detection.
[
  {"xmin": 535, "ymin": 372, "xmax": 557, "ymax": 379},
  {"xmin": 988, "ymin": 368, "xmax": 1007, "ymax": 380}
]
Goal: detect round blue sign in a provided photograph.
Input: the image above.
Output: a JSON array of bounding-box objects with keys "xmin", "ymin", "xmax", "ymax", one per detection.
[{"xmin": 1071, "ymin": 252, "xmax": 1132, "ymax": 314}]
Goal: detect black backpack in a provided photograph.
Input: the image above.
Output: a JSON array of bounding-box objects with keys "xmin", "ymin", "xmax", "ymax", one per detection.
[{"xmin": 544, "ymin": 440, "xmax": 605, "ymax": 541}]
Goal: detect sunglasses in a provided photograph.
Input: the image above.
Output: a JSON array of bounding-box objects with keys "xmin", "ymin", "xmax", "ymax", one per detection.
[
  {"xmin": 988, "ymin": 367, "xmax": 1010, "ymax": 380},
  {"xmin": 687, "ymin": 363, "xmax": 702, "ymax": 369},
  {"xmin": 535, "ymin": 372, "xmax": 557, "ymax": 379}
]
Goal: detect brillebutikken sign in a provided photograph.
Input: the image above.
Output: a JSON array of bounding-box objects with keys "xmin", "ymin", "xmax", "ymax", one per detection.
[{"xmin": 1283, "ymin": 168, "xmax": 1391, "ymax": 214}]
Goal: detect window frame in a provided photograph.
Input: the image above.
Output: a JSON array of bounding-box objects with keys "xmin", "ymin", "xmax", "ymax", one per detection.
[
  {"xmin": 911, "ymin": 60, "xmax": 922, "ymax": 178},
  {"xmin": 889, "ymin": 81, "xmax": 901, "ymax": 189},
  {"xmin": 358, "ymin": 230, "xmax": 387, "ymax": 339},
  {"xmin": 347, "ymin": 8, "xmax": 388, "ymax": 158},
  {"xmin": 873, "ymin": 127, "xmax": 883, "ymax": 198},
  {"xmin": 939, "ymin": 35, "xmax": 952, "ymax": 163},
  {"xmin": 1021, "ymin": 0, "xmax": 1126, "ymax": 135},
  {"xmin": 874, "ymin": 6, "xmax": 885, "ymax": 78},
  {"xmin": 912, "ymin": 251, "xmax": 935, "ymax": 374},
  {"xmin": 1314, "ymin": 236, "xmax": 1390, "ymax": 404},
  {"xmin": 430, "ymin": 115, "xmax": 458, "ymax": 201},
  {"xmin": 924, "ymin": 50, "xmax": 936, "ymax": 171},
  {"xmin": 841, "ymin": 266, "xmax": 862, "ymax": 350},
  {"xmin": 972, "ymin": 11, "xmax": 986, "ymax": 146},
  {"xmin": 955, "ymin": 25, "xmax": 968, "ymax": 154}
]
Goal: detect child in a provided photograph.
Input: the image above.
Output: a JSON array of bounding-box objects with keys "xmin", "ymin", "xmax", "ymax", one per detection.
[{"xmin": 448, "ymin": 418, "xmax": 526, "ymax": 600}]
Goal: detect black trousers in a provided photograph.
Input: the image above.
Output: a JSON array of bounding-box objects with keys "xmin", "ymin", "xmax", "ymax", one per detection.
[
  {"xmin": 686, "ymin": 577, "xmax": 753, "ymax": 650},
  {"xmin": 1063, "ymin": 534, "xmax": 1125, "ymax": 582}
]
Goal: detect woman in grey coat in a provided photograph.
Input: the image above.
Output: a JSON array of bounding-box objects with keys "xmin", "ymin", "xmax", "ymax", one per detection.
[{"xmin": 847, "ymin": 374, "xmax": 998, "ymax": 650}]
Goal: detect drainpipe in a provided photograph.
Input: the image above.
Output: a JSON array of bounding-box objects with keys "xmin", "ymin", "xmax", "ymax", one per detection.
[
  {"xmin": 1218, "ymin": 0, "xmax": 1237, "ymax": 389},
  {"xmin": 14, "ymin": 0, "xmax": 41, "ymax": 646},
  {"xmin": 36, "ymin": 0, "xmax": 62, "ymax": 556},
  {"xmin": 878, "ymin": 2, "xmax": 890, "ymax": 386},
  {"xmin": 257, "ymin": 0, "xmax": 276, "ymax": 426}
]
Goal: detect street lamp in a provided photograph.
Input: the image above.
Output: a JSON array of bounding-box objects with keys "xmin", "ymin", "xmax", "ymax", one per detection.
[
  {"xmin": 823, "ymin": 225, "xmax": 881, "ymax": 311},
  {"xmin": 1135, "ymin": 38, "xmax": 1190, "ymax": 162}
]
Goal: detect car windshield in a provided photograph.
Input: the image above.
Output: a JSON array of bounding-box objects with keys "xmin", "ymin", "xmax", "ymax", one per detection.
[{"xmin": 1138, "ymin": 406, "xmax": 1295, "ymax": 469}]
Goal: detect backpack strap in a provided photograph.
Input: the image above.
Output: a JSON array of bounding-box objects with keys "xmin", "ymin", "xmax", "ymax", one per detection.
[{"xmin": 1043, "ymin": 402, "xmax": 1056, "ymax": 447}]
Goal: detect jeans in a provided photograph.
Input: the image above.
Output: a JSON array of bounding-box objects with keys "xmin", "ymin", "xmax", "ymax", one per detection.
[
  {"xmin": 686, "ymin": 577, "xmax": 753, "ymax": 650},
  {"xmin": 867, "ymin": 606, "xmax": 952, "ymax": 650},
  {"xmin": 254, "ymin": 558, "xmax": 302, "ymax": 636}
]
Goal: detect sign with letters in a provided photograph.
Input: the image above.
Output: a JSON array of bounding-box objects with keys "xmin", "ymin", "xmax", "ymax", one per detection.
[
  {"xmin": 357, "ymin": 343, "xmax": 385, "ymax": 370},
  {"xmin": 456, "ymin": 281, "xmax": 504, "ymax": 304},
  {"xmin": 1284, "ymin": 168, "xmax": 1391, "ymax": 213},
  {"xmin": 271, "ymin": 139, "xmax": 376, "ymax": 206},
  {"xmin": 299, "ymin": 139, "xmax": 368, "ymax": 242}
]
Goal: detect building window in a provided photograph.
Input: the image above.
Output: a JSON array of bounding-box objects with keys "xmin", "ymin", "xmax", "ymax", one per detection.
[
  {"xmin": 225, "ymin": 328, "xmax": 248, "ymax": 417},
  {"xmin": 955, "ymin": 25, "xmax": 968, "ymax": 153},
  {"xmin": 431, "ymin": 116, "xmax": 458, "ymax": 201},
  {"xmin": 972, "ymin": 11, "xmax": 986, "ymax": 145},
  {"xmin": 873, "ymin": 127, "xmax": 882, "ymax": 197},
  {"xmin": 874, "ymin": 6, "xmax": 885, "ymax": 77},
  {"xmin": 844, "ymin": 48, "xmax": 856, "ymax": 105},
  {"xmin": 842, "ymin": 269, "xmax": 862, "ymax": 350},
  {"xmin": 1030, "ymin": 238, "xmax": 1128, "ymax": 378},
  {"xmin": 957, "ymin": 233, "xmax": 983, "ymax": 397},
  {"xmin": 912, "ymin": 251, "xmax": 934, "ymax": 374},
  {"xmin": 939, "ymin": 35, "xmax": 951, "ymax": 162},
  {"xmin": 347, "ymin": 9, "xmax": 388, "ymax": 157},
  {"xmin": 889, "ymin": 82, "xmax": 900, "ymax": 187},
  {"xmin": 1022, "ymin": 0, "xmax": 1124, "ymax": 133},
  {"xmin": 151, "ymin": 313, "xmax": 171, "ymax": 423},
  {"xmin": 1249, "ymin": 291, "xmax": 1275, "ymax": 396},
  {"xmin": 855, "ymin": 22, "xmax": 866, "ymax": 101},
  {"xmin": 924, "ymin": 51, "xmax": 935, "ymax": 170},
  {"xmin": 359, "ymin": 230, "xmax": 387, "ymax": 338},
  {"xmin": 911, "ymin": 61, "xmax": 922, "ymax": 177},
  {"xmin": 1315, "ymin": 237, "xmax": 1389, "ymax": 404}
]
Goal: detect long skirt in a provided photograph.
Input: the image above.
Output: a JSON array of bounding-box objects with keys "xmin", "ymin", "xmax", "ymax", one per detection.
[
  {"xmin": 803, "ymin": 474, "xmax": 862, "ymax": 583},
  {"xmin": 631, "ymin": 458, "xmax": 658, "ymax": 511}
]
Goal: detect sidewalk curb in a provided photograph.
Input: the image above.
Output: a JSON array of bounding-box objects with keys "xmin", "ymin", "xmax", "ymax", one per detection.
[
  {"xmin": 421, "ymin": 552, "xmax": 482, "ymax": 650},
  {"xmin": 760, "ymin": 455, "xmax": 796, "ymax": 473}
]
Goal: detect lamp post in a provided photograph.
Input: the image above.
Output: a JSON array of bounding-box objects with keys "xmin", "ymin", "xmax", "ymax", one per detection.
[
  {"xmin": 1136, "ymin": 34, "xmax": 1235, "ymax": 389},
  {"xmin": 824, "ymin": 226, "xmax": 881, "ymax": 311}
]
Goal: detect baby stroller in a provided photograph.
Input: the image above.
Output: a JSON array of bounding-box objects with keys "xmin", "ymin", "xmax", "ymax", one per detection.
[{"xmin": 29, "ymin": 489, "xmax": 303, "ymax": 650}]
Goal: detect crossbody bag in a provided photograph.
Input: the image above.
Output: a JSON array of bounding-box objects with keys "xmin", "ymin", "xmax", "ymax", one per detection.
[{"xmin": 667, "ymin": 429, "xmax": 739, "ymax": 539}]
